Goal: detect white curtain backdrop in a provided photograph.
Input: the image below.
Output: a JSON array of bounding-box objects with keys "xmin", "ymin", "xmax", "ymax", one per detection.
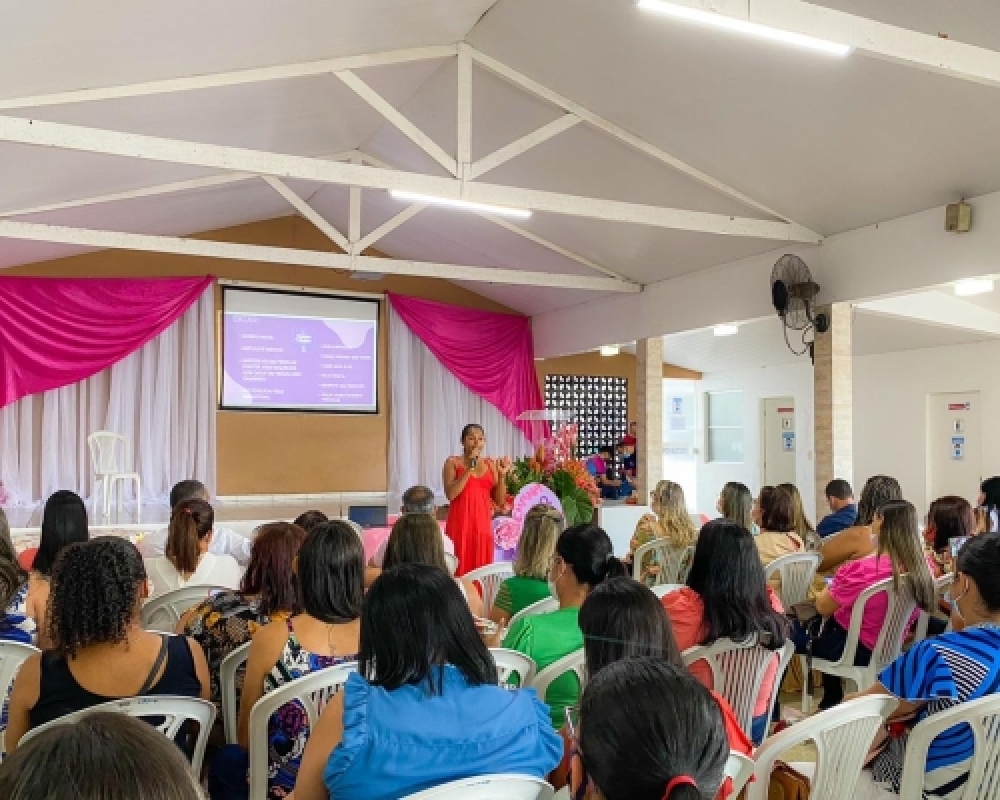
[
  {"xmin": 0, "ymin": 290, "xmax": 216, "ymax": 507},
  {"xmin": 388, "ymin": 304, "xmax": 534, "ymax": 509}
]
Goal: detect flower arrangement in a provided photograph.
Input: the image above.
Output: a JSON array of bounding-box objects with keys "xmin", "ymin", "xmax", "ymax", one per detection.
[{"xmin": 505, "ymin": 424, "xmax": 599, "ymax": 526}]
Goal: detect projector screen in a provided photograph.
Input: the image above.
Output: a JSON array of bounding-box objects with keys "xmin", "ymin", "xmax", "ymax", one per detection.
[{"xmin": 220, "ymin": 287, "xmax": 379, "ymax": 413}]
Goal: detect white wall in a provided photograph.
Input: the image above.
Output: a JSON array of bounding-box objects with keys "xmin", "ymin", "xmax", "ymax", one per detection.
[
  {"xmin": 854, "ymin": 339, "xmax": 1000, "ymax": 514},
  {"xmin": 695, "ymin": 363, "xmax": 815, "ymax": 518}
]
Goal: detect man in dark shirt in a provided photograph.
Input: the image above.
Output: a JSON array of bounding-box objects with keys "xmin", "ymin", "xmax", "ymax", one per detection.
[{"xmin": 817, "ymin": 478, "xmax": 857, "ymax": 537}]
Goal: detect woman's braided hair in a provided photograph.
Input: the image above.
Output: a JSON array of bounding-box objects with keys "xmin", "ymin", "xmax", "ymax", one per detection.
[{"xmin": 46, "ymin": 536, "xmax": 147, "ymax": 659}]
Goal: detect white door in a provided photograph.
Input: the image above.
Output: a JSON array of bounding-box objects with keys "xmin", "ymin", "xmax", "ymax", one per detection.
[
  {"xmin": 662, "ymin": 380, "xmax": 697, "ymax": 511},
  {"xmin": 927, "ymin": 392, "xmax": 981, "ymax": 505},
  {"xmin": 761, "ymin": 397, "xmax": 796, "ymax": 487}
]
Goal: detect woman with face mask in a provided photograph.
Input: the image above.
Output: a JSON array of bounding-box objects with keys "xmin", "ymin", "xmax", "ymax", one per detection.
[
  {"xmin": 847, "ymin": 533, "xmax": 1000, "ymax": 799},
  {"xmin": 502, "ymin": 524, "xmax": 626, "ymax": 728}
]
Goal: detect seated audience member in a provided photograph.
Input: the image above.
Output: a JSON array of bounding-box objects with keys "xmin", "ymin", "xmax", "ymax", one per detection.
[
  {"xmin": 792, "ymin": 500, "xmax": 935, "ymax": 710},
  {"xmin": 819, "ymin": 475, "xmax": 902, "ymax": 574},
  {"xmin": 584, "ymin": 450, "xmax": 606, "ymax": 478},
  {"xmin": 573, "ymin": 578, "xmax": 751, "ymax": 798},
  {"xmin": 716, "ymin": 481, "xmax": 755, "ymax": 533},
  {"xmin": 138, "ymin": 480, "xmax": 252, "ymax": 566},
  {"xmin": 754, "ymin": 486, "xmax": 804, "ymax": 580},
  {"xmin": 781, "ymin": 482, "xmax": 820, "ymax": 551},
  {"xmin": 852, "ymin": 533, "xmax": 1000, "ymax": 798},
  {"xmin": 293, "ymin": 510, "xmax": 329, "ymax": 534},
  {"xmin": 25, "ymin": 490, "xmax": 89, "ymax": 649},
  {"xmin": 627, "ymin": 480, "xmax": 697, "ymax": 584},
  {"xmin": 978, "ymin": 476, "xmax": 1000, "ymax": 533},
  {"xmin": 381, "ymin": 513, "xmax": 483, "ymax": 617},
  {"xmin": 923, "ymin": 495, "xmax": 976, "ymax": 576},
  {"xmin": 180, "ymin": 522, "xmax": 306, "ymax": 708},
  {"xmin": 0, "ymin": 510, "xmax": 33, "ymax": 644},
  {"xmin": 490, "ymin": 504, "xmax": 565, "ymax": 628},
  {"xmin": 369, "ymin": 485, "xmax": 455, "ymax": 568},
  {"xmin": 292, "ymin": 564, "xmax": 562, "ymax": 800},
  {"xmin": 5, "ymin": 537, "xmax": 210, "ymax": 751},
  {"xmin": 144, "ymin": 499, "xmax": 241, "ymax": 597},
  {"xmin": 568, "ymin": 658, "xmax": 729, "ymax": 800},
  {"xmin": 595, "ymin": 446, "xmax": 631, "ymax": 501},
  {"xmin": 817, "ymin": 479, "xmax": 858, "ymax": 538},
  {"xmin": 662, "ymin": 519, "xmax": 788, "ymax": 744},
  {"xmin": 0, "ymin": 712, "xmax": 205, "ymax": 800},
  {"xmin": 233, "ymin": 521, "xmax": 363, "ymax": 799},
  {"xmin": 503, "ymin": 523, "xmax": 626, "ymax": 727}
]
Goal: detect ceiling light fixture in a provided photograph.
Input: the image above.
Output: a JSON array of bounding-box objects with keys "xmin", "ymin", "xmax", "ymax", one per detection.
[
  {"xmin": 713, "ymin": 324, "xmax": 739, "ymax": 337},
  {"xmin": 954, "ymin": 278, "xmax": 994, "ymax": 296},
  {"xmin": 637, "ymin": 0, "xmax": 852, "ymax": 57},
  {"xmin": 389, "ymin": 190, "xmax": 532, "ymax": 219},
  {"xmin": 599, "ymin": 345, "xmax": 621, "ymax": 357}
]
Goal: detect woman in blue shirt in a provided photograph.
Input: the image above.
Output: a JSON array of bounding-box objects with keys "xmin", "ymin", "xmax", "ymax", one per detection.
[
  {"xmin": 293, "ymin": 563, "xmax": 562, "ymax": 800},
  {"xmin": 851, "ymin": 532, "xmax": 1000, "ymax": 798}
]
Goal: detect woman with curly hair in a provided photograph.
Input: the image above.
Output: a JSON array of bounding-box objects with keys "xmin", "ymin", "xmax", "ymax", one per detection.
[
  {"xmin": 4, "ymin": 537, "xmax": 210, "ymax": 751},
  {"xmin": 819, "ymin": 475, "xmax": 903, "ymax": 573}
]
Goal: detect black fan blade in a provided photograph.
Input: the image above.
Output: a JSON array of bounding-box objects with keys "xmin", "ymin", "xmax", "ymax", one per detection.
[{"xmin": 772, "ymin": 280, "xmax": 789, "ymax": 314}]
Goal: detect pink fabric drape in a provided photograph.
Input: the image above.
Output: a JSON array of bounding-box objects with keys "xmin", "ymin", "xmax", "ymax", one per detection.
[
  {"xmin": 388, "ymin": 293, "xmax": 543, "ymax": 440},
  {"xmin": 0, "ymin": 275, "xmax": 214, "ymax": 408}
]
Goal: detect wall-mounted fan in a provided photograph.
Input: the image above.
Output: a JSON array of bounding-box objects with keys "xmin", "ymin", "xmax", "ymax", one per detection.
[{"xmin": 771, "ymin": 254, "xmax": 829, "ymax": 359}]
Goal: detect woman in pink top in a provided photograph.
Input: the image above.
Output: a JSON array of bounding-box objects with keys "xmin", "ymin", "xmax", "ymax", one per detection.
[
  {"xmin": 661, "ymin": 518, "xmax": 790, "ymax": 744},
  {"xmin": 791, "ymin": 499, "xmax": 935, "ymax": 710}
]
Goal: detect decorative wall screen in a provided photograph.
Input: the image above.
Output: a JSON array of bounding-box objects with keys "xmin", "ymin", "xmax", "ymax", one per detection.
[{"xmin": 544, "ymin": 374, "xmax": 629, "ymax": 456}]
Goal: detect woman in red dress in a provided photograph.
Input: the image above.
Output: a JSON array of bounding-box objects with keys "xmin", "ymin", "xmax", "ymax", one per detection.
[{"xmin": 443, "ymin": 424, "xmax": 511, "ymax": 575}]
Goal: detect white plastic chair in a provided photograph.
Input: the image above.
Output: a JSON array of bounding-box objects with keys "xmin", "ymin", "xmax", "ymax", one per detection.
[
  {"xmin": 18, "ymin": 695, "xmax": 217, "ymax": 775},
  {"xmin": 248, "ymin": 662, "xmax": 357, "ymax": 800},
  {"xmin": 220, "ymin": 641, "xmax": 251, "ymax": 744},
  {"xmin": 898, "ymin": 693, "xmax": 1000, "ymax": 800},
  {"xmin": 141, "ymin": 585, "xmax": 230, "ymax": 631},
  {"xmin": 87, "ymin": 431, "xmax": 142, "ymax": 522},
  {"xmin": 682, "ymin": 636, "xmax": 794, "ymax": 741},
  {"xmin": 490, "ymin": 648, "xmax": 537, "ymax": 689},
  {"xmin": 508, "ymin": 596, "xmax": 558, "ymax": 628},
  {"xmin": 802, "ymin": 575, "xmax": 918, "ymax": 712},
  {"xmin": 632, "ymin": 540, "xmax": 693, "ymax": 586},
  {"xmin": 651, "ymin": 583, "xmax": 684, "ymax": 598},
  {"xmin": 465, "ymin": 563, "xmax": 515, "ymax": 615},
  {"xmin": 747, "ymin": 695, "xmax": 898, "ymax": 800},
  {"xmin": 531, "ymin": 648, "xmax": 586, "ymax": 706},
  {"xmin": 766, "ymin": 551, "xmax": 821, "ymax": 609},
  {"xmin": 0, "ymin": 641, "xmax": 40, "ymax": 755},
  {"xmin": 725, "ymin": 751, "xmax": 756, "ymax": 797},
  {"xmin": 401, "ymin": 774, "xmax": 555, "ymax": 799},
  {"xmin": 912, "ymin": 573, "xmax": 955, "ymax": 644},
  {"xmin": 444, "ymin": 553, "xmax": 459, "ymax": 576}
]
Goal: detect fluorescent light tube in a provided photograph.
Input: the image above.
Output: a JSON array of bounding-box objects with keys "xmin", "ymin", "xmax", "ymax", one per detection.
[
  {"xmin": 638, "ymin": 1, "xmax": 852, "ymax": 57},
  {"xmin": 599, "ymin": 345, "xmax": 621, "ymax": 357},
  {"xmin": 713, "ymin": 324, "xmax": 739, "ymax": 337},
  {"xmin": 389, "ymin": 190, "xmax": 532, "ymax": 219},
  {"xmin": 954, "ymin": 278, "xmax": 994, "ymax": 296}
]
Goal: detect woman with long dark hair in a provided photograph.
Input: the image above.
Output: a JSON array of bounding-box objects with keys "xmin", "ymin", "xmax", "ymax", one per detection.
[
  {"xmin": 924, "ymin": 495, "xmax": 976, "ymax": 574},
  {"xmin": 442, "ymin": 424, "xmax": 511, "ymax": 574},
  {"xmin": 662, "ymin": 519, "xmax": 788, "ymax": 744},
  {"xmin": 568, "ymin": 658, "xmax": 730, "ymax": 800},
  {"xmin": 292, "ymin": 564, "xmax": 561, "ymax": 800}
]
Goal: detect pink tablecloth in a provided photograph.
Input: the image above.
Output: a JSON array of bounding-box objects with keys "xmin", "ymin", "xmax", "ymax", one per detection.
[{"xmin": 362, "ymin": 517, "xmax": 450, "ymax": 565}]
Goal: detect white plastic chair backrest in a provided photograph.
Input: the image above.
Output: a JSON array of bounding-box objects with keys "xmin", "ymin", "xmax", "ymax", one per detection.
[
  {"xmin": 682, "ymin": 636, "xmax": 794, "ymax": 739},
  {"xmin": 141, "ymin": 585, "xmax": 230, "ymax": 630},
  {"xmin": 766, "ymin": 552, "xmax": 821, "ymax": 608},
  {"xmin": 444, "ymin": 553, "xmax": 459, "ymax": 576},
  {"xmin": 465, "ymin": 563, "xmax": 515, "ymax": 614},
  {"xmin": 248, "ymin": 662, "xmax": 357, "ymax": 800},
  {"xmin": 531, "ymin": 649, "xmax": 586, "ymax": 705},
  {"xmin": 401, "ymin": 774, "xmax": 555, "ymax": 799},
  {"xmin": 651, "ymin": 583, "xmax": 684, "ymax": 598},
  {"xmin": 490, "ymin": 648, "xmax": 537, "ymax": 689},
  {"xmin": 18, "ymin": 695, "xmax": 217, "ymax": 775},
  {"xmin": 913, "ymin": 573, "xmax": 955, "ymax": 643},
  {"xmin": 675, "ymin": 544, "xmax": 696, "ymax": 583},
  {"xmin": 632, "ymin": 540, "xmax": 692, "ymax": 585},
  {"xmin": 725, "ymin": 751, "xmax": 755, "ymax": 797},
  {"xmin": 87, "ymin": 431, "xmax": 129, "ymax": 476},
  {"xmin": 898, "ymin": 693, "xmax": 1000, "ymax": 800},
  {"xmin": 508, "ymin": 596, "xmax": 558, "ymax": 628},
  {"xmin": 747, "ymin": 695, "xmax": 898, "ymax": 800},
  {"xmin": 841, "ymin": 574, "xmax": 918, "ymax": 673},
  {"xmin": 220, "ymin": 641, "xmax": 251, "ymax": 745}
]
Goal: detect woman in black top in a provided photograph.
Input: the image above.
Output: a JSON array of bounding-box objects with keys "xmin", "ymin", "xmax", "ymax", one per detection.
[{"xmin": 5, "ymin": 537, "xmax": 210, "ymax": 751}]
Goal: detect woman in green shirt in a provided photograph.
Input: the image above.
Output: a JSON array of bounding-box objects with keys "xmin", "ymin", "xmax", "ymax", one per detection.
[
  {"xmin": 502, "ymin": 523, "xmax": 626, "ymax": 727},
  {"xmin": 490, "ymin": 504, "xmax": 565, "ymax": 629}
]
